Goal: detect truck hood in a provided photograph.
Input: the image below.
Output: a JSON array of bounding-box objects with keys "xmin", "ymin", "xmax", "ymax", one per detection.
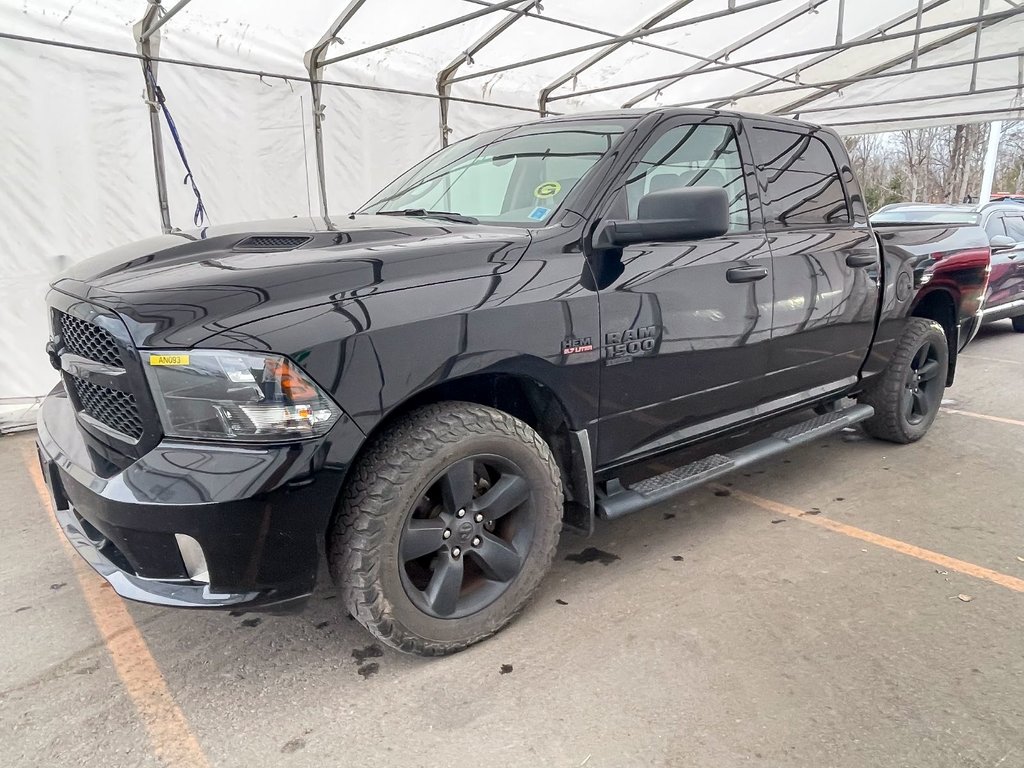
[{"xmin": 52, "ymin": 215, "xmax": 531, "ymax": 347}]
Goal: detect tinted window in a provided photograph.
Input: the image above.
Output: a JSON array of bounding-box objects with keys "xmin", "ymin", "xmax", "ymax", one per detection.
[
  {"xmin": 985, "ymin": 214, "xmax": 1007, "ymax": 239},
  {"xmin": 624, "ymin": 123, "xmax": 750, "ymax": 231},
  {"xmin": 1004, "ymin": 215, "xmax": 1024, "ymax": 242},
  {"xmin": 752, "ymin": 128, "xmax": 850, "ymax": 227}
]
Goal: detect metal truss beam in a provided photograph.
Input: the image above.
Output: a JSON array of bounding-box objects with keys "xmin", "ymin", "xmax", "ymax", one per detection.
[
  {"xmin": 660, "ymin": 50, "xmax": 1018, "ymax": 109},
  {"xmin": 537, "ymin": 0, "xmax": 697, "ymax": 117},
  {"xmin": 320, "ymin": 0, "xmax": 526, "ymax": 67},
  {"xmin": 546, "ymin": 4, "xmax": 1021, "ymax": 104},
  {"xmin": 137, "ymin": 0, "xmax": 192, "ymax": 44},
  {"xmin": 622, "ymin": 0, "xmax": 830, "ymax": 108},
  {"xmin": 437, "ymin": 0, "xmax": 539, "ymax": 145},
  {"xmin": 449, "ymin": 0, "xmax": 789, "ymax": 85},
  {"xmin": 772, "ymin": 14, "xmax": 1003, "ymax": 116}
]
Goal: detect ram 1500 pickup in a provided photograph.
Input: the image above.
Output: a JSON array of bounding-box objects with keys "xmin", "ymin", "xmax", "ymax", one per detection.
[{"xmin": 37, "ymin": 109, "xmax": 991, "ymax": 655}]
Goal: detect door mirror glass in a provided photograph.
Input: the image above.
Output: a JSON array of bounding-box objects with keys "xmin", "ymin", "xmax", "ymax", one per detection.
[
  {"xmin": 602, "ymin": 187, "xmax": 730, "ymax": 246},
  {"xmin": 990, "ymin": 234, "xmax": 1016, "ymax": 252}
]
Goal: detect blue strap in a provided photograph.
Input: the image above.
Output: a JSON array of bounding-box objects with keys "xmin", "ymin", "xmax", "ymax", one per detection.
[{"xmin": 144, "ymin": 62, "xmax": 208, "ymax": 227}]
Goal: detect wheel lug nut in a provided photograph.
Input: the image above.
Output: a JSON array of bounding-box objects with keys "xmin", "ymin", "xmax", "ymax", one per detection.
[
  {"xmin": 442, "ymin": 529, "xmax": 451, "ymax": 539},
  {"xmin": 456, "ymin": 509, "xmax": 466, "ymax": 518},
  {"xmin": 474, "ymin": 513, "xmax": 484, "ymax": 523},
  {"xmin": 472, "ymin": 536, "xmax": 481, "ymax": 547},
  {"xmin": 451, "ymin": 547, "xmax": 461, "ymax": 558}
]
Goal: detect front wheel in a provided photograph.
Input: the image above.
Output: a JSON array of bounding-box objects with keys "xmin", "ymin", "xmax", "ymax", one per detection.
[
  {"xmin": 1011, "ymin": 315, "xmax": 1024, "ymax": 333},
  {"xmin": 858, "ymin": 318, "xmax": 949, "ymax": 444},
  {"xmin": 330, "ymin": 402, "xmax": 563, "ymax": 656}
]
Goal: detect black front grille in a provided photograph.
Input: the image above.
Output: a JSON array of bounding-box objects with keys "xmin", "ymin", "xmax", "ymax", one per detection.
[
  {"xmin": 70, "ymin": 377, "xmax": 144, "ymax": 440},
  {"xmin": 60, "ymin": 312, "xmax": 123, "ymax": 366}
]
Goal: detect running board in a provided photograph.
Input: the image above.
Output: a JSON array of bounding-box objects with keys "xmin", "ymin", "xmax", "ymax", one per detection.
[{"xmin": 595, "ymin": 404, "xmax": 874, "ymax": 521}]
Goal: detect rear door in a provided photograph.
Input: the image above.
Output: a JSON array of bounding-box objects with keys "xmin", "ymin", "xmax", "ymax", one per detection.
[
  {"xmin": 592, "ymin": 115, "xmax": 773, "ymax": 466},
  {"xmin": 747, "ymin": 123, "xmax": 879, "ymax": 399}
]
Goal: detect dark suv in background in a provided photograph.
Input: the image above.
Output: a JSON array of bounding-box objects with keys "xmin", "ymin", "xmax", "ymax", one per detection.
[{"xmin": 873, "ymin": 201, "xmax": 1024, "ymax": 331}]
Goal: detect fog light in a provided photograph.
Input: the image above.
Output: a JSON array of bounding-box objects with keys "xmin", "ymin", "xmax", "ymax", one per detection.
[{"xmin": 174, "ymin": 534, "xmax": 210, "ymax": 583}]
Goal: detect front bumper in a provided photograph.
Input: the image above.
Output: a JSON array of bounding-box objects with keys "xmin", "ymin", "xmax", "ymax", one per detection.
[{"xmin": 36, "ymin": 387, "xmax": 356, "ymax": 611}]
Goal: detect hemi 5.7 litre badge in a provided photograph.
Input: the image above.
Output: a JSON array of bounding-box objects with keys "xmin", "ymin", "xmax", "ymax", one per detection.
[
  {"xmin": 562, "ymin": 336, "xmax": 594, "ymax": 355},
  {"xmin": 605, "ymin": 325, "xmax": 657, "ymax": 364}
]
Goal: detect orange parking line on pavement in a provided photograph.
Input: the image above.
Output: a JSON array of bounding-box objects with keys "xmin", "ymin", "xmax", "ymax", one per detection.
[
  {"xmin": 719, "ymin": 485, "xmax": 1024, "ymax": 594},
  {"xmin": 24, "ymin": 448, "xmax": 210, "ymax": 768},
  {"xmin": 941, "ymin": 408, "xmax": 1024, "ymax": 428}
]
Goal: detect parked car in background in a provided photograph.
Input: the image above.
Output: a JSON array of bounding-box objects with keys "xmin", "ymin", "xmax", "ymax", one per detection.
[{"xmin": 873, "ymin": 201, "xmax": 1024, "ymax": 332}]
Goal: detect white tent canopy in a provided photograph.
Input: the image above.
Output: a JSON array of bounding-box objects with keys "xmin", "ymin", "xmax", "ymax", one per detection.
[{"xmin": 2, "ymin": 0, "xmax": 1023, "ymax": 422}]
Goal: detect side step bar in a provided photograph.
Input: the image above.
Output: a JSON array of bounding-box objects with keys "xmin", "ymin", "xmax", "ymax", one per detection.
[{"xmin": 595, "ymin": 404, "xmax": 874, "ymax": 521}]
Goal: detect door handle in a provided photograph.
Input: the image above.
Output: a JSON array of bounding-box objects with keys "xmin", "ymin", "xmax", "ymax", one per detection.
[
  {"xmin": 726, "ymin": 265, "xmax": 769, "ymax": 283},
  {"xmin": 846, "ymin": 253, "xmax": 877, "ymax": 268}
]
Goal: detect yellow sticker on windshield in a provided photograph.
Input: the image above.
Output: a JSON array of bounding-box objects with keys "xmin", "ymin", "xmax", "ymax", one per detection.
[
  {"xmin": 533, "ymin": 181, "xmax": 562, "ymax": 199},
  {"xmin": 149, "ymin": 354, "xmax": 191, "ymax": 366}
]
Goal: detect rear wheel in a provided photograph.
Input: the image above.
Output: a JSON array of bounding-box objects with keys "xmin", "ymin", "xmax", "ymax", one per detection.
[
  {"xmin": 1012, "ymin": 315, "xmax": 1024, "ymax": 333},
  {"xmin": 330, "ymin": 402, "xmax": 563, "ymax": 656},
  {"xmin": 858, "ymin": 318, "xmax": 948, "ymax": 444}
]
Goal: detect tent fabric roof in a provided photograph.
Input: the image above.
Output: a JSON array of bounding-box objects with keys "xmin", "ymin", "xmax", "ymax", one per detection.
[{"xmin": 1, "ymin": 0, "xmax": 1023, "ymax": 413}]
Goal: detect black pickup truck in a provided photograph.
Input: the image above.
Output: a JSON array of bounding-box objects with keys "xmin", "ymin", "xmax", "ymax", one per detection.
[{"xmin": 37, "ymin": 109, "xmax": 991, "ymax": 655}]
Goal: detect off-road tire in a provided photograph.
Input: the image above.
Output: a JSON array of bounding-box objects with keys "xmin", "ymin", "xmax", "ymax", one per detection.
[
  {"xmin": 1011, "ymin": 315, "xmax": 1024, "ymax": 333},
  {"xmin": 329, "ymin": 401, "xmax": 563, "ymax": 656},
  {"xmin": 858, "ymin": 318, "xmax": 948, "ymax": 444}
]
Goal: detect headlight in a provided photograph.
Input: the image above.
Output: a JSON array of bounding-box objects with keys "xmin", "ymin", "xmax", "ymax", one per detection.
[{"xmin": 144, "ymin": 350, "xmax": 341, "ymax": 442}]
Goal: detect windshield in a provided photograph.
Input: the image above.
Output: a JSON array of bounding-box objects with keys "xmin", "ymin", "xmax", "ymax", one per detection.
[
  {"xmin": 871, "ymin": 208, "xmax": 981, "ymax": 225},
  {"xmin": 359, "ymin": 118, "xmax": 637, "ymax": 226}
]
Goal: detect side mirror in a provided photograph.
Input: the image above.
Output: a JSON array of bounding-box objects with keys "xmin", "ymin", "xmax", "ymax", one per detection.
[
  {"xmin": 990, "ymin": 234, "xmax": 1016, "ymax": 252},
  {"xmin": 601, "ymin": 186, "xmax": 730, "ymax": 247}
]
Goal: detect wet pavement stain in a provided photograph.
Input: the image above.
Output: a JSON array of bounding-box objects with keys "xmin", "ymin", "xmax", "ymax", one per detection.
[
  {"xmin": 565, "ymin": 547, "xmax": 620, "ymax": 565},
  {"xmin": 280, "ymin": 738, "xmax": 305, "ymax": 754},
  {"xmin": 499, "ymin": 664, "xmax": 513, "ymax": 675},
  {"xmin": 241, "ymin": 617, "xmax": 262, "ymax": 628},
  {"xmin": 357, "ymin": 663, "xmax": 380, "ymax": 679},
  {"xmin": 352, "ymin": 644, "xmax": 384, "ymax": 663}
]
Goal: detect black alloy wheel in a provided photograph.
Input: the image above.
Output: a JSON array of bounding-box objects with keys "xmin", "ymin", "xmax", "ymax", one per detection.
[
  {"xmin": 399, "ymin": 455, "xmax": 534, "ymax": 619},
  {"xmin": 903, "ymin": 340, "xmax": 944, "ymax": 425}
]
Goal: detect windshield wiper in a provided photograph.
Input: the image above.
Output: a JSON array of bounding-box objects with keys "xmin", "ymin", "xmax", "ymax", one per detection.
[{"xmin": 374, "ymin": 209, "xmax": 479, "ymax": 225}]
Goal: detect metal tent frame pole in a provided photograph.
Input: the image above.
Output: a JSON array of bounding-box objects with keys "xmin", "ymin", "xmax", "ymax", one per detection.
[
  {"xmin": 437, "ymin": 0, "xmax": 539, "ymax": 146},
  {"xmin": 542, "ymin": 5, "xmax": 1022, "ymax": 105},
  {"xmin": 770, "ymin": 12, "xmax": 1006, "ymax": 117},
  {"xmin": 320, "ymin": 0, "xmax": 527, "ymax": 68},
  {"xmin": 621, "ymin": 0, "xmax": 830, "ymax": 108},
  {"xmin": 537, "ymin": 0, "xmax": 697, "ymax": 117},
  {"xmin": 702, "ymin": 0, "xmax": 950, "ymax": 110},
  {"xmin": 659, "ymin": 51, "xmax": 1019, "ymax": 110},
  {"xmin": 134, "ymin": 0, "xmax": 174, "ymax": 233},
  {"xmin": 304, "ymin": 0, "xmax": 367, "ymax": 224}
]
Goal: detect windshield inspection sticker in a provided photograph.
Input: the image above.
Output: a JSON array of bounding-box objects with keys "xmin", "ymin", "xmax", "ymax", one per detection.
[
  {"xmin": 533, "ymin": 181, "xmax": 562, "ymax": 199},
  {"xmin": 528, "ymin": 206, "xmax": 551, "ymax": 221}
]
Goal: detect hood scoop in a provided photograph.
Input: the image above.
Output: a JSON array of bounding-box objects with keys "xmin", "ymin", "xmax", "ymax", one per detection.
[{"xmin": 233, "ymin": 235, "xmax": 313, "ymax": 252}]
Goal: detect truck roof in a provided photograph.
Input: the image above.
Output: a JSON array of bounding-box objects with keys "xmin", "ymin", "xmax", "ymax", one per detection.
[{"xmin": 522, "ymin": 107, "xmax": 826, "ymax": 133}]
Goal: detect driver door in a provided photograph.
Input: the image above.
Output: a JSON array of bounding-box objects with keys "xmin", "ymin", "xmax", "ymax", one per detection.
[{"xmin": 591, "ymin": 116, "xmax": 773, "ymax": 467}]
